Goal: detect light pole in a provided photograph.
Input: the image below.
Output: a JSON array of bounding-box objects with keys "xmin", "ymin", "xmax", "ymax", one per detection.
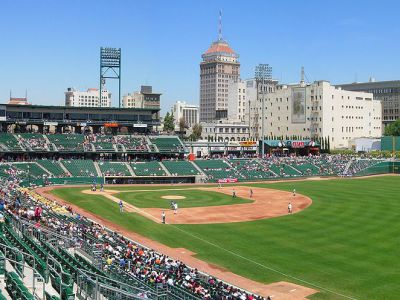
[{"xmin": 255, "ymin": 64, "xmax": 272, "ymax": 158}]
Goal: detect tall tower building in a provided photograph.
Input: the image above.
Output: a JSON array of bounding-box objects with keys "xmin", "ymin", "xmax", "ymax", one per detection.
[{"xmin": 199, "ymin": 12, "xmax": 240, "ymax": 122}]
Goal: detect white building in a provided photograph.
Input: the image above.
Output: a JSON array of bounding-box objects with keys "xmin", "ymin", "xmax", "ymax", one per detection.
[
  {"xmin": 227, "ymin": 79, "xmax": 247, "ymax": 122},
  {"xmin": 201, "ymin": 120, "xmax": 249, "ymax": 142},
  {"xmin": 249, "ymin": 80, "xmax": 382, "ymax": 149},
  {"xmin": 65, "ymin": 88, "xmax": 111, "ymax": 107},
  {"xmin": 171, "ymin": 101, "xmax": 199, "ymax": 129}
]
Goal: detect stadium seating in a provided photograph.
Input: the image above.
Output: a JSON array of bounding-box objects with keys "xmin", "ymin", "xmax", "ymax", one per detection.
[
  {"xmin": 98, "ymin": 161, "xmax": 132, "ymax": 176},
  {"xmin": 91, "ymin": 135, "xmax": 115, "ymax": 152},
  {"xmin": 345, "ymin": 159, "xmax": 384, "ymax": 176},
  {"xmin": 37, "ymin": 160, "xmax": 68, "ymax": 177},
  {"xmin": 115, "ymin": 135, "xmax": 148, "ymax": 152},
  {"xmin": 162, "ymin": 160, "xmax": 202, "ymax": 176},
  {"xmin": 0, "ymin": 133, "xmax": 24, "ymax": 151},
  {"xmin": 230, "ymin": 159, "xmax": 276, "ymax": 180},
  {"xmin": 267, "ymin": 162, "xmax": 301, "ymax": 177},
  {"xmin": 16, "ymin": 133, "xmax": 48, "ymax": 151},
  {"xmin": 290, "ymin": 160, "xmax": 321, "ymax": 176},
  {"xmin": 47, "ymin": 134, "xmax": 85, "ymax": 152},
  {"xmin": 5, "ymin": 271, "xmax": 35, "ymax": 300},
  {"xmin": 149, "ymin": 136, "xmax": 184, "ymax": 153},
  {"xmin": 61, "ymin": 159, "xmax": 98, "ymax": 177},
  {"xmin": 195, "ymin": 159, "xmax": 237, "ymax": 181},
  {"xmin": 131, "ymin": 161, "xmax": 166, "ymax": 176},
  {"xmin": 13, "ymin": 162, "xmax": 49, "ymax": 179}
]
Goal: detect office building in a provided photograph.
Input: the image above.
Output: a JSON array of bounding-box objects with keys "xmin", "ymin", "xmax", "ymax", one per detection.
[
  {"xmin": 122, "ymin": 86, "xmax": 161, "ymax": 109},
  {"xmin": 65, "ymin": 88, "xmax": 111, "ymax": 107},
  {"xmin": 337, "ymin": 80, "xmax": 400, "ymax": 128},
  {"xmin": 171, "ymin": 101, "xmax": 199, "ymax": 129},
  {"xmin": 249, "ymin": 80, "xmax": 382, "ymax": 149},
  {"xmin": 199, "ymin": 20, "xmax": 240, "ymax": 122}
]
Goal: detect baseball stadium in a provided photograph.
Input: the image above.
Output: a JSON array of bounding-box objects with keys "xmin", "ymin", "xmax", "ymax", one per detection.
[{"xmin": 0, "ymin": 109, "xmax": 398, "ymax": 300}]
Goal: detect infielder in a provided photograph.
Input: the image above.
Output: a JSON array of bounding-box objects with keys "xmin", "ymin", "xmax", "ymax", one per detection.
[
  {"xmin": 119, "ymin": 200, "xmax": 124, "ymax": 213},
  {"xmin": 293, "ymin": 189, "xmax": 296, "ymax": 197},
  {"xmin": 173, "ymin": 203, "xmax": 178, "ymax": 214},
  {"xmin": 162, "ymin": 211, "xmax": 166, "ymax": 224},
  {"xmin": 288, "ymin": 202, "xmax": 292, "ymax": 214},
  {"xmin": 250, "ymin": 188, "xmax": 253, "ymax": 198}
]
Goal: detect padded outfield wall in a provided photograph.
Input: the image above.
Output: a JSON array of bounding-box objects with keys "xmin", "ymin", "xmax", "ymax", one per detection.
[
  {"xmin": 381, "ymin": 136, "xmax": 400, "ymax": 151},
  {"xmin": 353, "ymin": 161, "xmax": 400, "ymax": 177}
]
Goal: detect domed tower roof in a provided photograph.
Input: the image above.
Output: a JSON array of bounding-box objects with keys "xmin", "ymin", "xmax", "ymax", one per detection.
[
  {"xmin": 201, "ymin": 11, "xmax": 239, "ymax": 61},
  {"xmin": 203, "ymin": 39, "xmax": 238, "ymax": 58}
]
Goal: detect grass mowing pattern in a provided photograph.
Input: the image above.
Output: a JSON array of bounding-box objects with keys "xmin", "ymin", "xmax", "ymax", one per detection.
[
  {"xmin": 50, "ymin": 176, "xmax": 400, "ymax": 299},
  {"xmin": 116, "ymin": 189, "xmax": 252, "ymax": 208}
]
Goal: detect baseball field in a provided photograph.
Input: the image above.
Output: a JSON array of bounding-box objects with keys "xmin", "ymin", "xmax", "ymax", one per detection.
[{"xmin": 39, "ymin": 175, "xmax": 399, "ymax": 299}]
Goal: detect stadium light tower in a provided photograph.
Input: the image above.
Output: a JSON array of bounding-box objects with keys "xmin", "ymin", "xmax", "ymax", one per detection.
[
  {"xmin": 255, "ymin": 64, "xmax": 272, "ymax": 157},
  {"xmin": 100, "ymin": 47, "xmax": 121, "ymax": 107}
]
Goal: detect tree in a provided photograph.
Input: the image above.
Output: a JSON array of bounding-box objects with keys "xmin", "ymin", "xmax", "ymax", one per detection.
[
  {"xmin": 191, "ymin": 123, "xmax": 203, "ymax": 141},
  {"xmin": 178, "ymin": 117, "xmax": 188, "ymax": 138},
  {"xmin": 384, "ymin": 119, "xmax": 400, "ymax": 136},
  {"xmin": 179, "ymin": 117, "xmax": 188, "ymax": 132},
  {"xmin": 163, "ymin": 112, "xmax": 175, "ymax": 133}
]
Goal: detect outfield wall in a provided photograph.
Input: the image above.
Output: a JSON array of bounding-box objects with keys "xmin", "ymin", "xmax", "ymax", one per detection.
[{"xmin": 353, "ymin": 161, "xmax": 400, "ymax": 177}]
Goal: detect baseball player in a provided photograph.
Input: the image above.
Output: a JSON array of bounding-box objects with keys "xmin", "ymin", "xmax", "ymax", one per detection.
[
  {"xmin": 173, "ymin": 202, "xmax": 178, "ymax": 214},
  {"xmin": 288, "ymin": 202, "xmax": 292, "ymax": 214},
  {"xmin": 162, "ymin": 211, "xmax": 166, "ymax": 224},
  {"xmin": 232, "ymin": 189, "xmax": 236, "ymax": 198},
  {"xmin": 293, "ymin": 189, "xmax": 296, "ymax": 197},
  {"xmin": 250, "ymin": 188, "xmax": 253, "ymax": 198},
  {"xmin": 119, "ymin": 200, "xmax": 124, "ymax": 213}
]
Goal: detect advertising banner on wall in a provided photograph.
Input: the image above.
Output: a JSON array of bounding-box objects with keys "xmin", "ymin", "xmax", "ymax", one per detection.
[
  {"xmin": 217, "ymin": 178, "xmax": 238, "ymax": 183},
  {"xmin": 291, "ymin": 88, "xmax": 306, "ymax": 123}
]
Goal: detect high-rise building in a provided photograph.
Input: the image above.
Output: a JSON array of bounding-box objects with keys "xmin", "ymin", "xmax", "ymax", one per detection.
[
  {"xmin": 122, "ymin": 86, "xmax": 161, "ymax": 109},
  {"xmin": 336, "ymin": 80, "xmax": 400, "ymax": 128},
  {"xmin": 199, "ymin": 15, "xmax": 240, "ymax": 122},
  {"xmin": 171, "ymin": 101, "xmax": 199, "ymax": 129},
  {"xmin": 65, "ymin": 88, "xmax": 111, "ymax": 107}
]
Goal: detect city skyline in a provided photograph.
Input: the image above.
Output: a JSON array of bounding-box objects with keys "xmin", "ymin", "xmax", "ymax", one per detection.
[{"xmin": 1, "ymin": 0, "xmax": 399, "ymax": 114}]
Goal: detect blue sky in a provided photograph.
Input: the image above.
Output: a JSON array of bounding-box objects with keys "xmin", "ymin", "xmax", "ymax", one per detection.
[{"xmin": 1, "ymin": 0, "xmax": 399, "ymax": 114}]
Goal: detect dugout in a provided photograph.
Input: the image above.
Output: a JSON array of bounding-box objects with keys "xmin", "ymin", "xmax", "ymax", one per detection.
[{"xmin": 259, "ymin": 140, "xmax": 320, "ymax": 156}]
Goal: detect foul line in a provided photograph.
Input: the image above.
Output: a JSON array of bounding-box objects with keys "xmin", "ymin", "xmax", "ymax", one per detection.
[{"xmin": 168, "ymin": 224, "xmax": 357, "ymax": 300}]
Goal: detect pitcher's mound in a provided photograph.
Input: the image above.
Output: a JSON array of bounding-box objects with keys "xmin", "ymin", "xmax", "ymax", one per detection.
[{"xmin": 161, "ymin": 195, "xmax": 186, "ymax": 200}]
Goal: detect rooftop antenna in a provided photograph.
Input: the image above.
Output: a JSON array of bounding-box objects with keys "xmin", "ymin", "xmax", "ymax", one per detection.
[
  {"xmin": 300, "ymin": 66, "xmax": 305, "ymax": 85},
  {"xmin": 218, "ymin": 10, "xmax": 222, "ymax": 41},
  {"xmin": 9, "ymin": 90, "xmax": 11, "ymax": 101}
]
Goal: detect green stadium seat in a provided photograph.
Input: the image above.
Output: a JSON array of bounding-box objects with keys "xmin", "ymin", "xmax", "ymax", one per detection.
[
  {"xmin": 162, "ymin": 161, "xmax": 202, "ymax": 176},
  {"xmin": 98, "ymin": 161, "xmax": 131, "ymax": 176},
  {"xmin": 37, "ymin": 160, "xmax": 68, "ymax": 177},
  {"xmin": 131, "ymin": 162, "xmax": 166, "ymax": 176},
  {"xmin": 61, "ymin": 160, "xmax": 98, "ymax": 177}
]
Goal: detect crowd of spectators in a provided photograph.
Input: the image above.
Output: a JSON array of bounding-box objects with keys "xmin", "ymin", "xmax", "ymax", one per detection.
[
  {"xmin": 0, "ymin": 177, "xmax": 271, "ymax": 300},
  {"xmin": 344, "ymin": 158, "xmax": 382, "ymax": 176}
]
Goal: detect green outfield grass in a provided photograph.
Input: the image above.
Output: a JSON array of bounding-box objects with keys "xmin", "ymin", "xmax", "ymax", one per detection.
[{"xmin": 50, "ymin": 176, "xmax": 400, "ymax": 299}]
